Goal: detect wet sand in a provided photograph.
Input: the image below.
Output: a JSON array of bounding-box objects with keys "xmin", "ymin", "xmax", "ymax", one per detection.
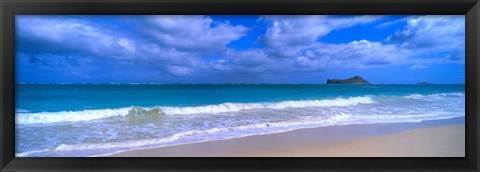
[{"xmin": 107, "ymin": 124, "xmax": 465, "ymax": 157}]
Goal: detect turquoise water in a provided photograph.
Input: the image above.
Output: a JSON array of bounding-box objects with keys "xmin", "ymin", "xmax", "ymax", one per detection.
[
  {"xmin": 17, "ymin": 84, "xmax": 464, "ymax": 113},
  {"xmin": 15, "ymin": 84, "xmax": 465, "ymax": 157}
]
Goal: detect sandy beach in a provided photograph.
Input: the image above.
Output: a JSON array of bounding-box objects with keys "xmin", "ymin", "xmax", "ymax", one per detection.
[{"xmin": 107, "ymin": 124, "xmax": 465, "ymax": 157}]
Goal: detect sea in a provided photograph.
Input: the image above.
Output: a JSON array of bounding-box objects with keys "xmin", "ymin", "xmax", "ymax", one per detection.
[{"xmin": 15, "ymin": 84, "xmax": 465, "ymax": 157}]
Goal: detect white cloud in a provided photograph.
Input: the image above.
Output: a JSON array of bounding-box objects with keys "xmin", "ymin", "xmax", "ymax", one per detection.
[
  {"xmin": 16, "ymin": 15, "xmax": 464, "ymax": 83},
  {"xmin": 410, "ymin": 64, "xmax": 427, "ymax": 69},
  {"xmin": 141, "ymin": 15, "xmax": 248, "ymax": 52},
  {"xmin": 205, "ymin": 39, "xmax": 411, "ymax": 76},
  {"xmin": 376, "ymin": 17, "xmax": 408, "ymax": 29},
  {"xmin": 17, "ymin": 16, "xmax": 136, "ymax": 60},
  {"xmin": 260, "ymin": 15, "xmax": 383, "ymax": 58},
  {"xmin": 205, "ymin": 49, "xmax": 279, "ymax": 75},
  {"xmin": 295, "ymin": 40, "xmax": 410, "ymax": 70},
  {"xmin": 225, "ymin": 49, "xmax": 272, "ymax": 67},
  {"xmin": 165, "ymin": 65, "xmax": 193, "ymax": 76},
  {"xmin": 17, "ymin": 15, "xmax": 250, "ymax": 77},
  {"xmin": 386, "ymin": 15, "xmax": 465, "ymax": 61}
]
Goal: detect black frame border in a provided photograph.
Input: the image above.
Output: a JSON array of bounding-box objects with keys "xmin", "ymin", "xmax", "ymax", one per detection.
[{"xmin": 1, "ymin": 0, "xmax": 479, "ymax": 171}]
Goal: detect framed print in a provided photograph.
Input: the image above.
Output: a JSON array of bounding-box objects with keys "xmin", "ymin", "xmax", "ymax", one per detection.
[{"xmin": 1, "ymin": 0, "xmax": 479, "ymax": 171}]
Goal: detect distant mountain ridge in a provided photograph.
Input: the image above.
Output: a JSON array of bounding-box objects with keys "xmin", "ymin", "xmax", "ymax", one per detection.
[{"xmin": 326, "ymin": 75, "xmax": 370, "ymax": 84}]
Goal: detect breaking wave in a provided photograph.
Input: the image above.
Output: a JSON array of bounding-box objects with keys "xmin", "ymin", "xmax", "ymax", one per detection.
[{"xmin": 16, "ymin": 96, "xmax": 376, "ymax": 125}]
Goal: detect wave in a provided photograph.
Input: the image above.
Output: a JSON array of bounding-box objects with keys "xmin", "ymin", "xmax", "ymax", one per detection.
[
  {"xmin": 16, "ymin": 96, "xmax": 375, "ymax": 125},
  {"xmin": 15, "ymin": 92, "xmax": 465, "ymax": 157},
  {"xmin": 15, "ymin": 92, "xmax": 464, "ymax": 125},
  {"xmin": 16, "ymin": 108, "xmax": 133, "ymax": 125},
  {"xmin": 16, "ymin": 113, "xmax": 353, "ymax": 157},
  {"xmin": 404, "ymin": 92, "xmax": 464, "ymax": 99},
  {"xmin": 16, "ymin": 110, "xmax": 465, "ymax": 157},
  {"xmin": 159, "ymin": 96, "xmax": 375, "ymax": 115},
  {"xmin": 16, "ymin": 109, "xmax": 30, "ymax": 113}
]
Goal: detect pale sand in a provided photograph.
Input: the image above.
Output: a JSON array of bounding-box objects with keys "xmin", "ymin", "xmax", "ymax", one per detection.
[{"xmin": 108, "ymin": 124, "xmax": 465, "ymax": 157}]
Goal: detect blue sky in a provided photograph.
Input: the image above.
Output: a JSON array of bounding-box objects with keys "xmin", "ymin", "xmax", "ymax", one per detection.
[{"xmin": 16, "ymin": 15, "xmax": 465, "ymax": 84}]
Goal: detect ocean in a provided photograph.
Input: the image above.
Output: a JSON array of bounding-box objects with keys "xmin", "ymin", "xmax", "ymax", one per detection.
[{"xmin": 15, "ymin": 84, "xmax": 465, "ymax": 157}]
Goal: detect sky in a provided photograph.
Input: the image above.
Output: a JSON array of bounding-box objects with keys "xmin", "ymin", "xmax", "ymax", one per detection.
[{"xmin": 15, "ymin": 15, "xmax": 465, "ymax": 84}]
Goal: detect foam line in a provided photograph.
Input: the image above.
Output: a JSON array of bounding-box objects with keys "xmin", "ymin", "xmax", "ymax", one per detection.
[{"xmin": 16, "ymin": 96, "xmax": 376, "ymax": 125}]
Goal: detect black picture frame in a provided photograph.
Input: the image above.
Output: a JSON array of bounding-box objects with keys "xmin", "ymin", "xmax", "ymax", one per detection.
[{"xmin": 1, "ymin": 0, "xmax": 479, "ymax": 171}]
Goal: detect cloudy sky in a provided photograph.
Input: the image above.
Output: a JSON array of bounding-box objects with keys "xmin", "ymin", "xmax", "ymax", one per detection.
[{"xmin": 16, "ymin": 15, "xmax": 465, "ymax": 84}]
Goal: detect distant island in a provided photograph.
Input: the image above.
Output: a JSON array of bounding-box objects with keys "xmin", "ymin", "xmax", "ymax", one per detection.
[
  {"xmin": 416, "ymin": 82, "xmax": 434, "ymax": 85},
  {"xmin": 326, "ymin": 75, "xmax": 370, "ymax": 84}
]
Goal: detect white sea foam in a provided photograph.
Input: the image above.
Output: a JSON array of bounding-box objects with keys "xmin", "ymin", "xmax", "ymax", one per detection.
[
  {"xmin": 404, "ymin": 92, "xmax": 464, "ymax": 99},
  {"xmin": 16, "ymin": 109, "xmax": 30, "ymax": 113},
  {"xmin": 159, "ymin": 96, "xmax": 376, "ymax": 115},
  {"xmin": 16, "ymin": 108, "xmax": 132, "ymax": 125},
  {"xmin": 16, "ymin": 149, "xmax": 50, "ymax": 157},
  {"xmin": 16, "ymin": 96, "xmax": 376, "ymax": 125},
  {"xmin": 16, "ymin": 93, "xmax": 464, "ymax": 125},
  {"xmin": 15, "ymin": 92, "xmax": 465, "ymax": 157},
  {"xmin": 16, "ymin": 109, "xmax": 465, "ymax": 157},
  {"xmin": 16, "ymin": 113, "xmax": 351, "ymax": 157},
  {"xmin": 15, "ymin": 93, "xmax": 465, "ymax": 124}
]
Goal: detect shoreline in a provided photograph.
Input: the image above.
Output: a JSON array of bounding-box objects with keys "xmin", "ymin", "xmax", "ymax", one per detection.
[{"xmin": 107, "ymin": 122, "xmax": 465, "ymax": 157}]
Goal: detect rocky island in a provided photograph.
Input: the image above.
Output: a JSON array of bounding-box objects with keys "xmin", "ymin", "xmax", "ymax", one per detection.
[
  {"xmin": 416, "ymin": 82, "xmax": 433, "ymax": 85},
  {"xmin": 326, "ymin": 75, "xmax": 370, "ymax": 84}
]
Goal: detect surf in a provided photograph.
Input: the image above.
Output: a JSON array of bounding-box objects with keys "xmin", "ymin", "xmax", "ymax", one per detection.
[
  {"xmin": 16, "ymin": 92, "xmax": 465, "ymax": 125},
  {"xmin": 16, "ymin": 96, "xmax": 377, "ymax": 125}
]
